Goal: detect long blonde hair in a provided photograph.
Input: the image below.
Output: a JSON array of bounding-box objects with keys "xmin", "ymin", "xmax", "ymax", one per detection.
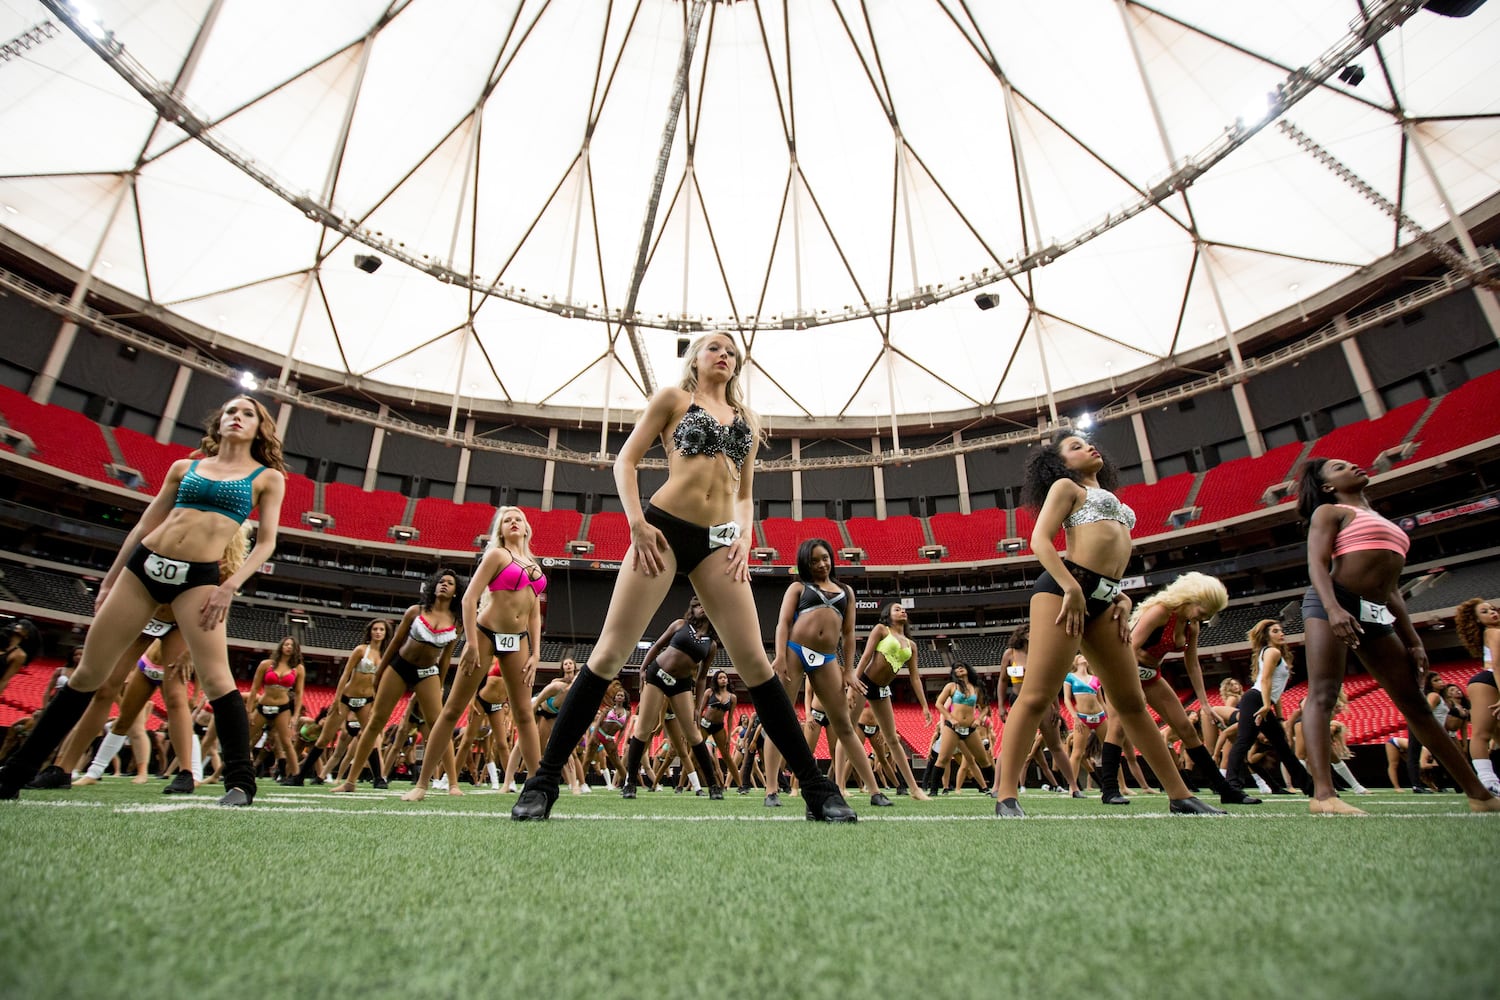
[
  {"xmin": 679, "ymin": 333, "xmax": 761, "ymax": 440},
  {"xmin": 1129, "ymin": 572, "xmax": 1229, "ymax": 629},
  {"xmin": 219, "ymin": 523, "xmax": 252, "ymax": 581},
  {"xmin": 486, "ymin": 506, "xmax": 536, "ymax": 561}
]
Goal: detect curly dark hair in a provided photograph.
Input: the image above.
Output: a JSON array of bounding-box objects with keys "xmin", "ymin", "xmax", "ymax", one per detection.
[
  {"xmin": 1022, "ymin": 434, "xmax": 1117, "ymax": 511},
  {"xmin": 1006, "ymin": 624, "xmax": 1030, "ymax": 652},
  {"xmin": 7, "ymin": 619, "xmax": 41, "ymax": 663},
  {"xmin": 1295, "ymin": 458, "xmax": 1339, "ymax": 522},
  {"xmin": 949, "ymin": 662, "xmax": 986, "ymax": 709},
  {"xmin": 420, "ymin": 568, "xmax": 461, "ymax": 613},
  {"xmin": 1455, "ymin": 598, "xmax": 1489, "ymax": 658}
]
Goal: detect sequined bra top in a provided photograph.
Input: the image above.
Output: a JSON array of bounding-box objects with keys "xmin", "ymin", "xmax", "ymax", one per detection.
[
  {"xmin": 1062, "ymin": 486, "xmax": 1137, "ymax": 531},
  {"xmin": 174, "ymin": 460, "xmax": 266, "ymax": 524},
  {"xmin": 672, "ymin": 400, "xmax": 753, "ymax": 467}
]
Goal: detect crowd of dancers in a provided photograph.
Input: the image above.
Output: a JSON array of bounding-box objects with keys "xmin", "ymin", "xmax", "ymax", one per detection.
[{"xmin": 2, "ymin": 334, "xmax": 1498, "ymax": 821}]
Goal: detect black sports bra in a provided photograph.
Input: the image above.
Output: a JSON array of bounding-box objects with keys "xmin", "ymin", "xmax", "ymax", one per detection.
[
  {"xmin": 794, "ymin": 584, "xmax": 848, "ymax": 621},
  {"xmin": 672, "ymin": 402, "xmax": 752, "ymax": 467},
  {"xmin": 668, "ymin": 622, "xmax": 715, "ymax": 662}
]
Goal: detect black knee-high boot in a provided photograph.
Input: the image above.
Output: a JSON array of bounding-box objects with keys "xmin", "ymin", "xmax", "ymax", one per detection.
[
  {"xmin": 1187, "ymin": 743, "xmax": 1259, "ymax": 804},
  {"xmin": 0, "ymin": 685, "xmax": 94, "ymax": 796},
  {"xmin": 981, "ymin": 764, "xmax": 996, "ymax": 790},
  {"xmin": 512, "ymin": 666, "xmax": 610, "ymax": 820},
  {"xmin": 690, "ymin": 740, "xmax": 723, "ymax": 798},
  {"xmin": 622, "ymin": 736, "xmax": 648, "ymax": 796},
  {"xmin": 210, "ymin": 691, "xmax": 257, "ymax": 805},
  {"xmin": 1099, "ymin": 741, "xmax": 1129, "ymax": 805},
  {"xmin": 366, "ymin": 750, "xmax": 385, "ymax": 784},
  {"xmin": 746, "ymin": 678, "xmax": 854, "ymax": 821}
]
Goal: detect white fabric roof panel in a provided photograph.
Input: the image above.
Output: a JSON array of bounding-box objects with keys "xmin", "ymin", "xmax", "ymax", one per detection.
[{"xmin": 1, "ymin": 0, "xmax": 1496, "ymax": 422}]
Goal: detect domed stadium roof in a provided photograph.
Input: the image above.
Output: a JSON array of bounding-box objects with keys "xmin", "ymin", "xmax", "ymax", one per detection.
[{"xmin": 2, "ymin": 0, "xmax": 1498, "ymax": 426}]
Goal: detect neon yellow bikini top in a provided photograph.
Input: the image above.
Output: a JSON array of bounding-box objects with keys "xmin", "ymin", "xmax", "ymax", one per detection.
[{"xmin": 876, "ymin": 633, "xmax": 912, "ymax": 673}]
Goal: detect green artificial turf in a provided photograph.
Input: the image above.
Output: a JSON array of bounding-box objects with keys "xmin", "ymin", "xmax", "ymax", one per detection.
[{"xmin": 0, "ymin": 783, "xmax": 1494, "ymax": 1000}]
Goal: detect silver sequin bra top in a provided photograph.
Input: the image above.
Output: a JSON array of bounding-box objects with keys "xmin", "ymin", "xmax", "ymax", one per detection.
[
  {"xmin": 1062, "ymin": 486, "xmax": 1137, "ymax": 530},
  {"xmin": 672, "ymin": 403, "xmax": 753, "ymax": 467}
]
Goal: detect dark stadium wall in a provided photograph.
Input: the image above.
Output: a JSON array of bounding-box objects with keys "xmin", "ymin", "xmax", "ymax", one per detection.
[
  {"xmin": 1242, "ymin": 344, "xmax": 1362, "ymax": 434},
  {"xmin": 962, "ymin": 446, "xmax": 1029, "ymax": 507},
  {"xmin": 883, "ymin": 437, "xmax": 958, "ymax": 503},
  {"xmin": 58, "ymin": 329, "xmax": 180, "ymax": 417},
  {"xmin": 0, "ymin": 292, "xmax": 56, "ymax": 383},
  {"xmin": 283, "ymin": 407, "xmax": 375, "ymax": 481},
  {"xmin": 1359, "ymin": 291, "xmax": 1492, "ymax": 391},
  {"xmin": 802, "ymin": 466, "xmax": 875, "ymax": 516},
  {"xmin": 379, "ymin": 429, "xmax": 460, "ymax": 492},
  {"xmin": 1142, "ymin": 388, "xmax": 1242, "ymax": 471},
  {"xmin": 466, "ymin": 449, "xmax": 546, "ymax": 507}
]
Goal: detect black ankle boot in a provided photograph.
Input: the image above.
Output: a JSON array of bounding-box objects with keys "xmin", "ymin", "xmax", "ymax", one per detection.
[
  {"xmin": 0, "ymin": 685, "xmax": 94, "ymax": 797},
  {"xmin": 803, "ymin": 779, "xmax": 857, "ymax": 822},
  {"xmin": 1186, "ymin": 744, "xmax": 1260, "ymax": 804}
]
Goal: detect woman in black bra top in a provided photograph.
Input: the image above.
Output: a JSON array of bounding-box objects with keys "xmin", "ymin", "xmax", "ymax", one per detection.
[
  {"xmin": 513, "ymin": 333, "xmax": 854, "ymax": 822},
  {"xmin": 761, "ymin": 538, "xmax": 889, "ymax": 809},
  {"xmin": 696, "ymin": 668, "xmax": 739, "ymax": 782},
  {"xmin": 619, "ymin": 598, "xmax": 725, "ymax": 798}
]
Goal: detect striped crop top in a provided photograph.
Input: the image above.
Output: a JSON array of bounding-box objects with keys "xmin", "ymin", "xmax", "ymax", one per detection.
[{"xmin": 1330, "ymin": 505, "xmax": 1410, "ymax": 558}]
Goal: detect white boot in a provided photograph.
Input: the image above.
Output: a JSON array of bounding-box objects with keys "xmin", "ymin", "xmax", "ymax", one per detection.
[{"xmin": 486, "ymin": 762, "xmax": 500, "ymax": 790}]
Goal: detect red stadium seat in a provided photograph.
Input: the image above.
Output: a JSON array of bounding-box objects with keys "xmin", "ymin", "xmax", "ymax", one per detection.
[
  {"xmin": 1399, "ymin": 368, "xmax": 1500, "ymax": 465},
  {"xmin": 1117, "ymin": 472, "xmax": 1196, "ymax": 538},
  {"xmin": 760, "ymin": 517, "xmax": 852, "ymax": 566},
  {"xmin": 585, "ymin": 511, "xmax": 632, "ymax": 561},
  {"xmin": 322, "ymin": 482, "xmax": 408, "ymax": 542},
  {"xmin": 523, "ymin": 507, "xmax": 583, "ymax": 559},
  {"xmin": 1194, "ymin": 442, "xmax": 1304, "ymax": 523},
  {"xmin": 277, "ymin": 472, "xmax": 316, "ymax": 530},
  {"xmin": 930, "ymin": 508, "xmax": 1008, "ymax": 562},
  {"xmin": 411, "ymin": 497, "xmax": 495, "ymax": 551},
  {"xmin": 844, "ymin": 515, "xmax": 926, "ymax": 566},
  {"xmin": 1306, "ymin": 399, "xmax": 1427, "ymax": 471},
  {"xmin": 0, "ymin": 386, "xmax": 119, "ymax": 484},
  {"xmin": 112, "ymin": 427, "xmax": 195, "ymax": 494}
]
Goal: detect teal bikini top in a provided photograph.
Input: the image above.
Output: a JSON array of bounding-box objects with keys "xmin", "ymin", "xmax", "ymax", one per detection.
[{"xmin": 173, "ymin": 460, "xmax": 265, "ymax": 524}]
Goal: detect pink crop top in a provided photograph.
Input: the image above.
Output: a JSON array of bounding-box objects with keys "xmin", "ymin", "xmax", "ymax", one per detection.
[
  {"xmin": 487, "ymin": 557, "xmax": 547, "ymax": 596},
  {"xmin": 1330, "ymin": 505, "xmax": 1410, "ymax": 558}
]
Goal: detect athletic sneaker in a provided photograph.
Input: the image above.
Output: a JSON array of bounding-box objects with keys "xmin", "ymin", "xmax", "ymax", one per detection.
[
  {"xmin": 163, "ymin": 772, "xmax": 196, "ymax": 795},
  {"xmin": 25, "ymin": 766, "xmax": 70, "ymax": 790}
]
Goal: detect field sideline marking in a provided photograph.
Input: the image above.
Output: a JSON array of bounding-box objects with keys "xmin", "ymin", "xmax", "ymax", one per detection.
[{"xmin": 72, "ymin": 802, "xmax": 1494, "ymax": 820}]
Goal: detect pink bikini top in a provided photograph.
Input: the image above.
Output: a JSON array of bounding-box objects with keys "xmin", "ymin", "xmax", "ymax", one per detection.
[
  {"xmin": 487, "ymin": 556, "xmax": 547, "ymax": 596},
  {"xmin": 264, "ymin": 668, "xmax": 297, "ymax": 688}
]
